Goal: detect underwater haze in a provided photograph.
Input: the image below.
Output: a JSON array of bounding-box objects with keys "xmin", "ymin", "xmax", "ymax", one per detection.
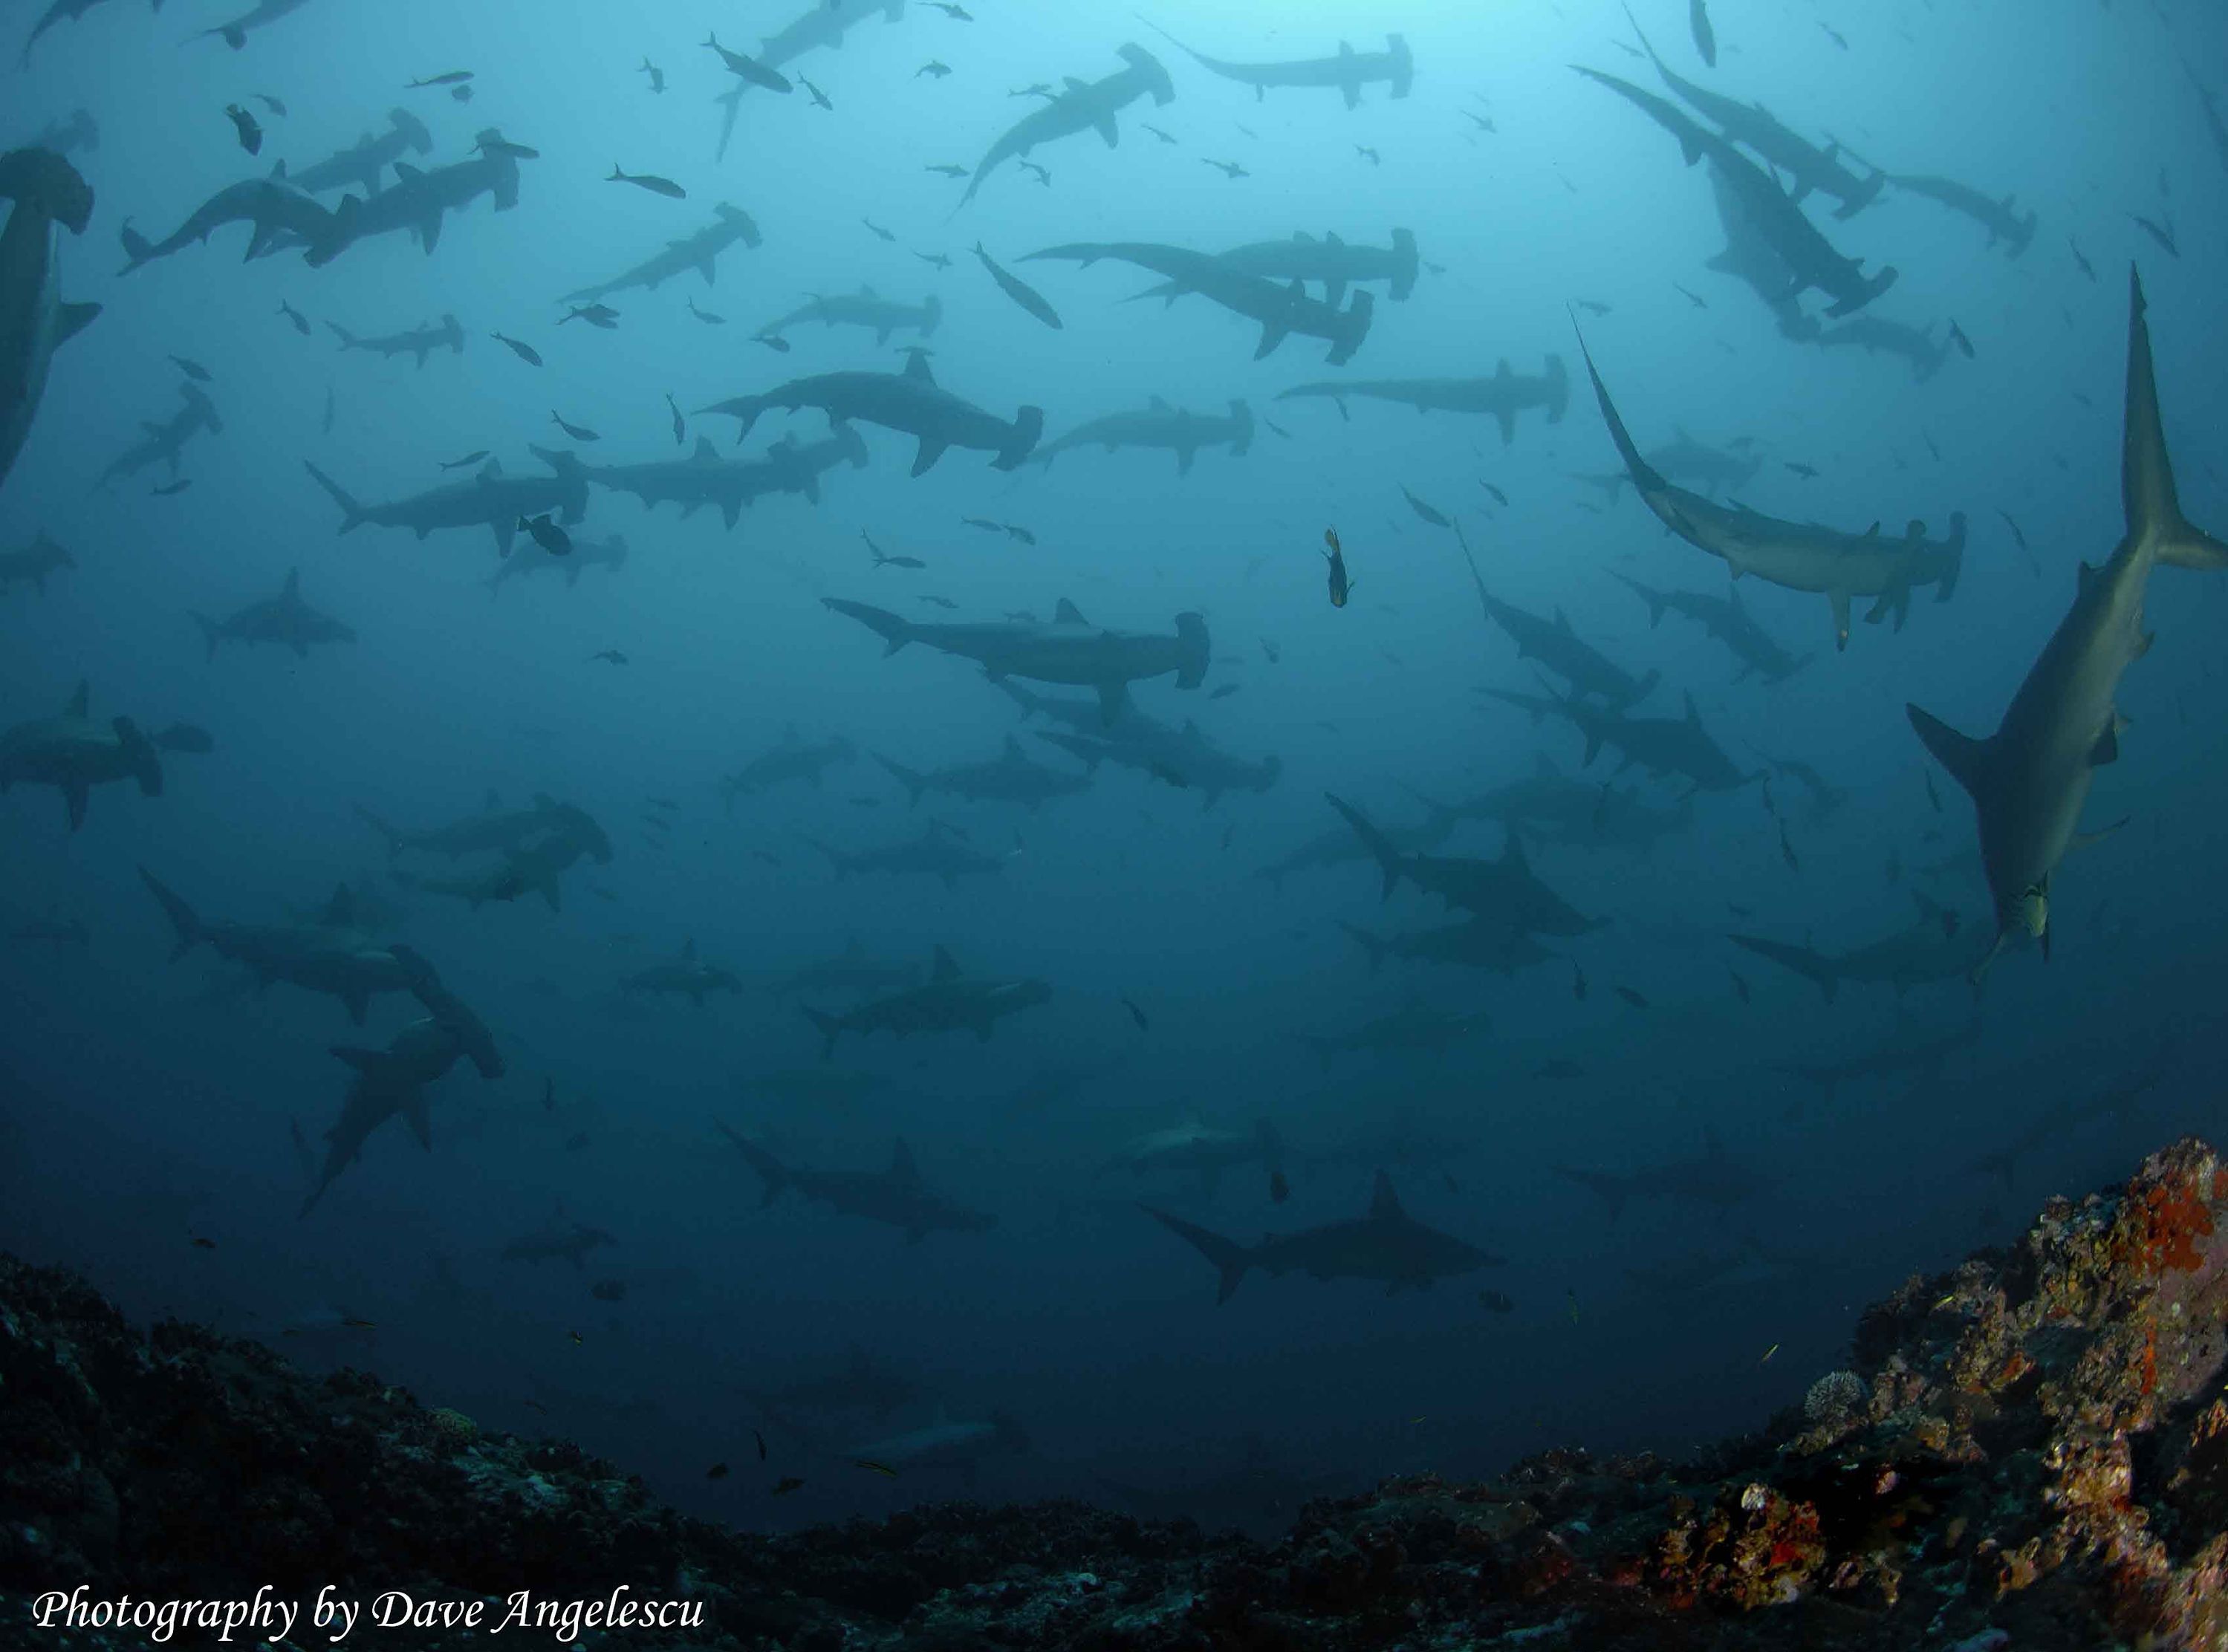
[{"xmin": 4, "ymin": 0, "xmax": 2227, "ymax": 1535}]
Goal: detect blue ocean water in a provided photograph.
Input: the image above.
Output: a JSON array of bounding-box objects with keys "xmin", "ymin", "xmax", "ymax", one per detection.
[{"xmin": 3, "ymin": 0, "xmax": 2224, "ymax": 1532}]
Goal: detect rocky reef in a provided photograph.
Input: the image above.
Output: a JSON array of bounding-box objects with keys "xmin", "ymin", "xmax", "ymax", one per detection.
[{"xmin": 3, "ymin": 1139, "xmax": 2223, "ymax": 1650}]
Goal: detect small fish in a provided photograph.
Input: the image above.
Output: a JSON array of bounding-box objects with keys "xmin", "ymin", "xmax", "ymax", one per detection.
[
  {"xmin": 1819, "ymin": 22, "xmax": 1848, "ymax": 49},
  {"xmin": 1565, "ymin": 1287, "xmax": 1580, "ymax": 1324},
  {"xmin": 170, "ymin": 355, "xmax": 211, "ymax": 383},
  {"xmin": 608, "ymin": 164, "xmax": 686, "ymax": 199},
  {"xmin": 560, "ymin": 304, "xmax": 620, "ymax": 329},
  {"xmin": 640, "ymin": 57, "xmax": 665, "ymax": 93},
  {"xmin": 854, "ymin": 1458, "xmax": 900, "ymax": 1477},
  {"xmin": 974, "ymin": 242, "xmax": 1063, "ymax": 330},
  {"xmin": 320, "ymin": 384, "xmax": 335, "ymax": 435},
  {"xmin": 252, "ymin": 92, "xmax": 287, "ymax": 117},
  {"xmin": 191, "ymin": 1235, "xmax": 216, "ymax": 1250},
  {"xmin": 1010, "ymin": 82, "xmax": 1053, "ymax": 99},
  {"xmin": 688, "ymin": 299, "xmax": 727, "ymax": 325},
  {"xmin": 754, "ymin": 334, "xmax": 790, "ymax": 353},
  {"xmin": 1480, "ymin": 480, "xmax": 1508, "ymax": 507},
  {"xmin": 1202, "ymin": 158, "xmax": 1248, "ymax": 180},
  {"xmin": 1672, "ymin": 281, "xmax": 1708, "ymax": 309},
  {"xmin": 1779, "ymin": 822, "xmax": 1799, "ymax": 872},
  {"xmin": 2068, "ymin": 236, "xmax": 2096, "ymax": 282},
  {"xmin": 1322, "ymin": 527, "xmax": 1353, "ymax": 608},
  {"xmin": 550, "ymin": 411, "xmax": 600, "ymax": 443},
  {"xmin": 440, "ymin": 449, "xmax": 490, "ymax": 469},
  {"xmin": 542, "ymin": 1076, "xmax": 556, "ymax": 1111},
  {"xmin": 1571, "ymin": 963, "xmax": 1588, "ymax": 1002},
  {"xmin": 1121, "ymin": 995, "xmax": 1149, "ymax": 1032},
  {"xmin": 962, "ymin": 517, "xmax": 1001, "ymax": 533},
  {"xmin": 1355, "ymin": 144, "xmax": 1380, "ymax": 166},
  {"xmin": 492, "ymin": 333, "xmax": 542, "ymax": 365},
  {"xmin": 666, "ymin": 392, "xmax": 685, "ymax": 445},
  {"xmin": 707, "ymin": 1463, "xmax": 730, "ymax": 1480},
  {"xmin": 588, "ymin": 648, "xmax": 628, "ymax": 665},
  {"xmin": 925, "ymin": 1, "xmax": 972, "ymax": 16},
  {"xmin": 754, "ymin": 1428, "xmax": 767, "ymax": 1462},
  {"xmin": 409, "ymin": 71, "xmax": 475, "ymax": 88},
  {"xmin": 1689, "ymin": 0, "xmax": 1717, "ymax": 66},
  {"xmin": 1923, "ymin": 770, "xmax": 1941, "ymax": 813},
  {"xmin": 1478, "ymin": 1290, "xmax": 1514, "ymax": 1314},
  {"xmin": 568, "ymin": 1330, "xmax": 585, "ymax": 1345},
  {"xmin": 917, "ymin": 59, "xmax": 952, "ymax": 79},
  {"xmin": 1576, "ymin": 299, "xmax": 1612, "ymax": 316},
  {"xmin": 1209, "ymin": 684, "xmax": 1240, "ymax": 700},
  {"xmin": 1269, "ymin": 1168, "xmax": 1289, "ymax": 1204},
  {"xmin": 1784, "ymin": 461, "xmax": 1819, "ymax": 479},
  {"xmin": 341, "ymin": 1317, "xmax": 377, "ymax": 1330},
  {"xmin": 864, "ymin": 532, "xmax": 926, "ymax": 570},
  {"xmin": 1259, "ymin": 637, "xmax": 1282, "ymax": 664},
  {"xmin": 2129, "ymin": 212, "xmax": 2180, "ymax": 258},
  {"xmin": 1400, "ymin": 485, "xmax": 1449, "ymax": 528},
  {"xmin": 916, "ymin": 251, "xmax": 952, "ymax": 270},
  {"xmin": 225, "ymin": 104, "xmax": 263, "ymax": 155},
  {"xmin": 1947, "ymin": 319, "xmax": 1975, "ymax": 360},
  {"xmin": 1144, "ymin": 123, "xmax": 1178, "ymax": 144},
  {"xmin": 926, "ymin": 163, "xmax": 967, "ymax": 179},
  {"xmin": 150, "ymin": 478, "xmax": 193, "ymax": 496},
  {"xmin": 518, "ymin": 513, "xmax": 572, "ymax": 556},
  {"xmin": 1728, "ymin": 968, "xmax": 1750, "ymax": 1004},
  {"xmin": 1614, "ymin": 986, "xmax": 1649, "ymax": 1009},
  {"xmin": 920, "ymin": 596, "xmax": 958, "ymax": 610},
  {"xmin": 771, "ymin": 1477, "xmax": 805, "ymax": 1495},
  {"xmin": 802, "ymin": 77, "xmax": 832, "ymax": 111},
  {"xmin": 863, "ymin": 218, "xmax": 895, "ymax": 244},
  {"xmin": 1760, "ymin": 1342, "xmax": 1779, "ymax": 1365},
  {"xmin": 1264, "ymin": 418, "xmax": 1291, "ymax": 438}
]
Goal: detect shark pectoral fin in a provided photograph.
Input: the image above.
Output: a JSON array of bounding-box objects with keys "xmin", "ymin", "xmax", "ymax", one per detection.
[
  {"xmin": 494, "ymin": 518, "xmax": 517, "ymax": 557},
  {"xmin": 403, "ymin": 1091, "xmax": 432, "ymax": 1150},
  {"xmin": 56, "ymin": 302, "xmax": 101, "ymax": 345},
  {"xmin": 341, "ymin": 988, "xmax": 369, "ymax": 1025},
  {"xmin": 2071, "ymin": 816, "xmax": 2129, "ymax": 852},
  {"xmin": 1092, "ymin": 113, "xmax": 1119, "ymax": 146},
  {"xmin": 910, "ymin": 438, "xmax": 949, "ymax": 476},
  {"xmin": 1828, "ymin": 590, "xmax": 1851, "ymax": 649},
  {"xmin": 62, "ymin": 778, "xmax": 88, "ymax": 833},
  {"xmin": 1493, "ymin": 409, "xmax": 1514, "ymax": 446},
  {"xmin": 2090, "ymin": 723, "xmax": 2120, "ymax": 766},
  {"xmin": 1253, "ymin": 321, "xmax": 1290, "ymax": 360},
  {"xmin": 1906, "ymin": 703, "xmax": 1990, "ymax": 804}
]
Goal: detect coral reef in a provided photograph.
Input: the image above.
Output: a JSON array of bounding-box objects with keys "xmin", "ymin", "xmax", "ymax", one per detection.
[{"xmin": 2, "ymin": 1139, "xmax": 2223, "ymax": 1649}]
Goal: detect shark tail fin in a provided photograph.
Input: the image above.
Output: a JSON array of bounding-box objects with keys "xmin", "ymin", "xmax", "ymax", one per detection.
[
  {"xmin": 919, "ymin": 293, "xmax": 944, "ymax": 338},
  {"xmin": 997, "ymin": 405, "xmax": 1045, "ymax": 469},
  {"xmin": 1935, "ymin": 513, "xmax": 1967, "ymax": 602},
  {"xmin": 114, "ymin": 717, "xmax": 162, "ymax": 799},
  {"xmin": 1542, "ymin": 354, "xmax": 1570, "ymax": 423},
  {"xmin": 353, "ymin": 804, "xmax": 406, "ymax": 857},
  {"xmin": 802, "ymin": 1006, "xmax": 844, "ymax": 1061},
  {"xmin": 1325, "ymin": 792, "xmax": 1406, "ymax": 901},
  {"xmin": 191, "ymin": 612, "xmax": 222, "ymax": 662},
  {"xmin": 822, "ymin": 597, "xmax": 914, "ymax": 656},
  {"xmin": 1143, "ymin": 1206, "xmax": 1252, "ymax": 1305},
  {"xmin": 1172, "ymin": 612, "xmax": 1210, "ymax": 690},
  {"xmin": 1388, "ymin": 227, "xmax": 1420, "ymax": 301},
  {"xmin": 1335, "ymin": 920, "xmax": 1389, "ymax": 976},
  {"xmin": 1906, "ymin": 705, "xmax": 1991, "ymax": 806},
  {"xmin": 1570, "ymin": 331, "xmax": 1667, "ymax": 495},
  {"xmin": 302, "ymin": 461, "xmax": 366, "ymax": 533},
  {"xmin": 1828, "ymin": 264, "xmax": 1899, "ymax": 319},
  {"xmin": 2122, "ymin": 267, "xmax": 2228, "ymax": 573},
  {"xmin": 720, "ymin": 1125, "xmax": 790, "ymax": 1207},
  {"xmin": 1553, "ymin": 1165, "xmax": 1630, "ymax": 1223},
  {"xmin": 1227, "ymin": 399, "xmax": 1255, "ymax": 458},
  {"xmin": 874, "ymin": 753, "xmax": 929, "ymax": 807},
  {"xmin": 137, "ymin": 866, "xmax": 204, "ymax": 960},
  {"xmin": 1329, "ymin": 289, "xmax": 1375, "ymax": 366}
]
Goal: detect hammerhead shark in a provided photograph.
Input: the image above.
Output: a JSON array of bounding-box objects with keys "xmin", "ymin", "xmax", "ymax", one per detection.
[
  {"xmin": 698, "ymin": 348, "xmax": 1041, "ymax": 475},
  {"xmin": 1279, "ymin": 357, "xmax": 1567, "ymax": 444},
  {"xmin": 1028, "ymin": 397, "xmax": 1253, "ymax": 475},
  {"xmin": 802, "ymin": 946, "xmax": 1051, "ymax": 1058},
  {"xmin": 1576, "ymin": 331, "xmax": 1962, "ymax": 649},
  {"xmin": 724, "ymin": 1131, "xmax": 995, "ymax": 1242},
  {"xmin": 1029, "ymin": 241, "xmax": 1373, "ymax": 364},
  {"xmin": 580, "ymin": 427, "xmax": 869, "ymax": 527},
  {"xmin": 712, "ymin": 0, "xmax": 906, "ymax": 162},
  {"xmin": 1132, "ymin": 228, "xmax": 1420, "ymax": 305},
  {"xmin": 1149, "ymin": 27, "xmax": 1414, "ymax": 108},
  {"xmin": 304, "ymin": 448, "xmax": 589, "ymax": 556},
  {"xmin": 0, "ymin": 680, "xmax": 162, "ymax": 831},
  {"xmin": 140, "ymin": 869, "xmax": 407, "ymax": 1025},
  {"xmin": 328, "ymin": 313, "xmax": 462, "ymax": 368},
  {"xmin": 286, "ymin": 109, "xmax": 435, "ymax": 197},
  {"xmin": 1907, "ymin": 270, "xmax": 2227, "ymax": 976},
  {"xmin": 192, "ymin": 566, "xmax": 357, "ymax": 660},
  {"xmin": 0, "ymin": 148, "xmax": 99, "ymax": 498},
  {"xmin": 960, "ymin": 42, "xmax": 1175, "ymax": 204},
  {"xmin": 560, "ymin": 203, "xmax": 761, "ymax": 302},
  {"xmin": 756, "ymin": 287, "xmax": 941, "ymax": 345}
]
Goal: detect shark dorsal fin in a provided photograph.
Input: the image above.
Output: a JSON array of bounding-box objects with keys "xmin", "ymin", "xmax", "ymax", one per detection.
[
  {"xmin": 1147, "ymin": 394, "xmax": 1171, "ymax": 411},
  {"xmin": 319, "ymin": 883, "xmax": 357, "ymax": 927},
  {"xmin": 478, "ymin": 457, "xmax": 503, "ymax": 480},
  {"xmin": 1053, "ymin": 598, "xmax": 1088, "ymax": 625},
  {"xmin": 889, "ymin": 1139, "xmax": 919, "ymax": 1183},
  {"xmin": 681, "ymin": 937, "xmax": 697, "ymax": 960},
  {"xmin": 1501, "ymin": 830, "xmax": 1529, "ymax": 871},
  {"xmin": 393, "ymin": 161, "xmax": 423, "ymax": 182},
  {"xmin": 1325, "ymin": 230, "xmax": 1344, "ymax": 247},
  {"xmin": 901, "ymin": 349, "xmax": 934, "ymax": 383},
  {"xmin": 1495, "ymin": 358, "xmax": 1511, "ymax": 378},
  {"xmin": 692, "ymin": 435, "xmax": 717, "ymax": 461},
  {"xmin": 1368, "ymin": 1171, "xmax": 1403, "ymax": 1220},
  {"xmin": 64, "ymin": 680, "xmax": 88, "ymax": 718},
  {"xmin": 931, "ymin": 945, "xmax": 961, "ymax": 981},
  {"xmin": 282, "ymin": 567, "xmax": 300, "ymax": 599}
]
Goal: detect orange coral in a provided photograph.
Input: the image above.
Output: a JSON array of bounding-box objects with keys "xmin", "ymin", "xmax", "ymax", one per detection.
[{"xmin": 2137, "ymin": 1180, "xmax": 2215, "ymax": 1275}]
